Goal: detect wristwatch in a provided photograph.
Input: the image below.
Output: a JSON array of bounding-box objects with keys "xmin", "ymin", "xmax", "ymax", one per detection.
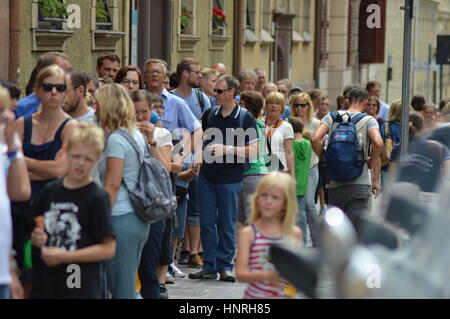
[{"xmin": 226, "ymin": 145, "xmax": 234, "ymax": 155}]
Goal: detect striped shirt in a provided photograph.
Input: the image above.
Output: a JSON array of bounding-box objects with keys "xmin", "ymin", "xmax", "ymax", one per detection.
[{"xmin": 243, "ymin": 224, "xmax": 291, "ymax": 299}]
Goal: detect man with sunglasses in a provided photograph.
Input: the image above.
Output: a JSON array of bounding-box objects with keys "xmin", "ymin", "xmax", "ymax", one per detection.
[{"xmin": 188, "ymin": 75, "xmax": 258, "ymax": 283}]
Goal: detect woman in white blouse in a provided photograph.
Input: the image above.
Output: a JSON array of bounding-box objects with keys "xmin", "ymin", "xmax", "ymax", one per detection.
[{"xmin": 262, "ymin": 92, "xmax": 295, "ymax": 181}]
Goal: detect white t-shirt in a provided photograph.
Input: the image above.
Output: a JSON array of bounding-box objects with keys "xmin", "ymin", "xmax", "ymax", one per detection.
[
  {"xmin": 154, "ymin": 127, "xmax": 173, "ymax": 150},
  {"xmin": 0, "ymin": 141, "xmax": 12, "ymax": 285},
  {"xmin": 266, "ymin": 120, "xmax": 294, "ymax": 172},
  {"xmin": 305, "ymin": 118, "xmax": 321, "ymax": 168}
]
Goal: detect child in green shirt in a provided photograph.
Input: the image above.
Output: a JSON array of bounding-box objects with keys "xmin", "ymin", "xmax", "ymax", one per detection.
[{"xmin": 287, "ymin": 117, "xmax": 311, "ymax": 246}]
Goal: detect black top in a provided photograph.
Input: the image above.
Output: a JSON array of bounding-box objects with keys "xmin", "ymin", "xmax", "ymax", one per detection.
[
  {"xmin": 201, "ymin": 105, "xmax": 258, "ymax": 184},
  {"xmin": 390, "ymin": 138, "xmax": 450, "ymax": 192},
  {"xmin": 30, "ymin": 180, "xmax": 115, "ymax": 299}
]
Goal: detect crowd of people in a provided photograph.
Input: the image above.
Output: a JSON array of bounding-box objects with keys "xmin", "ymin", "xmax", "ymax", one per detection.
[{"xmin": 1, "ymin": 51, "xmax": 450, "ymax": 300}]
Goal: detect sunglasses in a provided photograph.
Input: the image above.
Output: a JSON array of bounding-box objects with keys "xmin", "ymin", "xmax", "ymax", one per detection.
[
  {"xmin": 367, "ymin": 104, "xmax": 377, "ymax": 107},
  {"xmin": 294, "ymin": 103, "xmax": 308, "ymax": 108},
  {"xmin": 214, "ymin": 89, "xmax": 228, "ymax": 95},
  {"xmin": 41, "ymin": 83, "xmax": 67, "ymax": 93}
]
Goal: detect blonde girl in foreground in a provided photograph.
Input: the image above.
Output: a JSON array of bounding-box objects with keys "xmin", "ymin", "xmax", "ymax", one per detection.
[{"xmin": 235, "ymin": 172, "xmax": 303, "ymax": 299}]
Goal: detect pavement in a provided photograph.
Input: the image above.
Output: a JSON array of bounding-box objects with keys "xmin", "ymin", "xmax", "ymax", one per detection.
[{"xmin": 166, "ymin": 249, "xmax": 337, "ymax": 300}]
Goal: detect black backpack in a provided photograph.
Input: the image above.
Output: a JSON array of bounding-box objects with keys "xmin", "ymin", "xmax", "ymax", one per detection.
[{"xmin": 111, "ymin": 129, "xmax": 177, "ymax": 224}]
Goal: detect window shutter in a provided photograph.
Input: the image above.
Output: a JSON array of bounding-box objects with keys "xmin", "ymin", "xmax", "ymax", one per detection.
[
  {"xmin": 319, "ymin": 0, "xmax": 329, "ymax": 67},
  {"xmin": 358, "ymin": 0, "xmax": 386, "ymax": 64}
]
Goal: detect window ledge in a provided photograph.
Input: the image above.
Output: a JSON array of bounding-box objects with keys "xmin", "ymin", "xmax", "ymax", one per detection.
[
  {"xmin": 209, "ymin": 34, "xmax": 231, "ymax": 51},
  {"xmin": 178, "ymin": 34, "xmax": 203, "ymax": 52},
  {"xmin": 292, "ymin": 30, "xmax": 304, "ymax": 44},
  {"xmin": 92, "ymin": 30, "xmax": 125, "ymax": 51},
  {"xmin": 260, "ymin": 29, "xmax": 274, "ymax": 45},
  {"xmin": 303, "ymin": 31, "xmax": 314, "ymax": 43},
  {"xmin": 32, "ymin": 29, "xmax": 75, "ymax": 52},
  {"xmin": 244, "ymin": 29, "xmax": 259, "ymax": 45}
]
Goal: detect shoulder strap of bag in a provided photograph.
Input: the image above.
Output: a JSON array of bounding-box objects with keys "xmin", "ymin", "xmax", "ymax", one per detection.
[
  {"xmin": 195, "ymin": 88, "xmax": 205, "ymax": 113},
  {"xmin": 206, "ymin": 105, "xmax": 221, "ymax": 129},
  {"xmin": 350, "ymin": 112, "xmax": 368, "ymax": 125},
  {"xmin": 114, "ymin": 129, "xmax": 149, "ymax": 164}
]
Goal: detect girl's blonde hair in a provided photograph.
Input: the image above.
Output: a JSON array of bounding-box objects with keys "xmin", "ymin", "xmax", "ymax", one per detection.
[
  {"xmin": 289, "ymin": 93, "xmax": 314, "ymax": 123},
  {"xmin": 388, "ymin": 99, "xmax": 403, "ymax": 122},
  {"xmin": 0, "ymin": 85, "xmax": 12, "ymax": 110},
  {"xmin": 265, "ymin": 91, "xmax": 286, "ymax": 114},
  {"xmin": 34, "ymin": 65, "xmax": 66, "ymax": 92},
  {"xmin": 67, "ymin": 122, "xmax": 105, "ymax": 157},
  {"xmin": 249, "ymin": 172, "xmax": 298, "ymax": 237},
  {"xmin": 96, "ymin": 83, "xmax": 137, "ymax": 132}
]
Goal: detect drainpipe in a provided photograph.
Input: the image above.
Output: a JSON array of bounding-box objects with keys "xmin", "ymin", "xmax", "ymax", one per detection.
[
  {"xmin": 233, "ymin": 0, "xmax": 244, "ymax": 76},
  {"xmin": 9, "ymin": 0, "xmax": 20, "ymax": 84}
]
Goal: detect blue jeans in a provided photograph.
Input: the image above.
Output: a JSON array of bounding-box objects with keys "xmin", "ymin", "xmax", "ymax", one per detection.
[
  {"xmin": 138, "ymin": 219, "xmax": 165, "ymax": 299},
  {"xmin": 199, "ymin": 174, "xmax": 242, "ymax": 273},
  {"xmin": 174, "ymin": 197, "xmax": 188, "ymax": 238},
  {"xmin": 0, "ymin": 285, "xmax": 9, "ymax": 299},
  {"xmin": 305, "ymin": 164, "xmax": 319, "ymax": 247},
  {"xmin": 296, "ymin": 196, "xmax": 307, "ymax": 246},
  {"xmin": 106, "ymin": 212, "xmax": 150, "ymax": 299},
  {"xmin": 187, "ymin": 176, "xmax": 200, "ymax": 226}
]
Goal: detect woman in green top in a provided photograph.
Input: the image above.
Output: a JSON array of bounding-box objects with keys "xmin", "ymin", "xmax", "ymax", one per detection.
[{"xmin": 237, "ymin": 91, "xmax": 268, "ymax": 225}]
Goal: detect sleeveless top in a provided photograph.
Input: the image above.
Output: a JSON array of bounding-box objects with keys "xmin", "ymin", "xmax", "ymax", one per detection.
[
  {"xmin": 23, "ymin": 115, "xmax": 71, "ymax": 200},
  {"xmin": 243, "ymin": 224, "xmax": 291, "ymax": 299}
]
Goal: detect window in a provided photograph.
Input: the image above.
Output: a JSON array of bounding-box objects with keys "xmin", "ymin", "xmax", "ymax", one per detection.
[
  {"xmin": 260, "ymin": 0, "xmax": 274, "ymax": 44},
  {"xmin": 96, "ymin": 0, "xmax": 112, "ymax": 30},
  {"xmin": 244, "ymin": 0, "xmax": 258, "ymax": 44},
  {"xmin": 181, "ymin": 0, "xmax": 194, "ymax": 35},
  {"xmin": 38, "ymin": 0, "xmax": 67, "ymax": 30},
  {"xmin": 303, "ymin": 0, "xmax": 311, "ymax": 34},
  {"xmin": 212, "ymin": 0, "xmax": 227, "ymax": 36},
  {"xmin": 246, "ymin": 0, "xmax": 256, "ymax": 31}
]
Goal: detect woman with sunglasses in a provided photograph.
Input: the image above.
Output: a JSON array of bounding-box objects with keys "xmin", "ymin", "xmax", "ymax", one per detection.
[
  {"xmin": 263, "ymin": 92, "xmax": 295, "ymax": 180},
  {"xmin": 289, "ymin": 92, "xmax": 320, "ymax": 247},
  {"xmin": 367, "ymin": 96, "xmax": 385, "ymax": 130},
  {"xmin": 13, "ymin": 65, "xmax": 77, "ymax": 295}
]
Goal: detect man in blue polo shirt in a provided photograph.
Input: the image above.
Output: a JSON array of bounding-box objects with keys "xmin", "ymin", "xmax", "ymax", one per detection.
[{"xmin": 188, "ymin": 75, "xmax": 258, "ymax": 283}]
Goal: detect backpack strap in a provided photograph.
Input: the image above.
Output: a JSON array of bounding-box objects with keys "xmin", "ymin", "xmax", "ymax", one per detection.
[
  {"xmin": 349, "ymin": 112, "xmax": 368, "ymax": 124},
  {"xmin": 238, "ymin": 105, "xmax": 247, "ymax": 128},
  {"xmin": 205, "ymin": 105, "xmax": 221, "ymax": 129},
  {"xmin": 330, "ymin": 111, "xmax": 339, "ymax": 123},
  {"xmin": 113, "ymin": 129, "xmax": 150, "ymax": 163},
  {"xmin": 195, "ymin": 88, "xmax": 205, "ymax": 113}
]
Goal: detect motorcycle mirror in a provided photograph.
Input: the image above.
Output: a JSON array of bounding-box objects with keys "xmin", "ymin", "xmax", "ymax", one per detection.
[
  {"xmin": 318, "ymin": 207, "xmax": 358, "ymax": 272},
  {"xmin": 353, "ymin": 216, "xmax": 399, "ymax": 249},
  {"xmin": 337, "ymin": 246, "xmax": 381, "ymax": 299},
  {"xmin": 270, "ymin": 243, "xmax": 321, "ymax": 299}
]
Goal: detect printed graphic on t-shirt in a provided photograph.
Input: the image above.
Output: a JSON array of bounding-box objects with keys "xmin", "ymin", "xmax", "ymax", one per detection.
[{"xmin": 44, "ymin": 202, "xmax": 81, "ymax": 251}]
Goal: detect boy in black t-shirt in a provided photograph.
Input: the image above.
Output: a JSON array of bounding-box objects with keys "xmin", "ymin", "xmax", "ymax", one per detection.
[{"xmin": 30, "ymin": 123, "xmax": 115, "ymax": 299}]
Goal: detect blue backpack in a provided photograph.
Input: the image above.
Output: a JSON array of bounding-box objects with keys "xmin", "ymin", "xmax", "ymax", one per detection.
[{"xmin": 326, "ymin": 112, "xmax": 368, "ymax": 183}]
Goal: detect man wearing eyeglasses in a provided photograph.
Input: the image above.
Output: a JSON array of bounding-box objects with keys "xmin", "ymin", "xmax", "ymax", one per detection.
[
  {"xmin": 188, "ymin": 75, "xmax": 258, "ymax": 283},
  {"xmin": 172, "ymin": 58, "xmax": 212, "ymax": 269},
  {"xmin": 141, "ymin": 58, "xmax": 203, "ymax": 299}
]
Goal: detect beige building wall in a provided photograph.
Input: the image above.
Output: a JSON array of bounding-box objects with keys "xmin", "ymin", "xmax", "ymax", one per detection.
[
  {"xmin": 439, "ymin": 0, "xmax": 450, "ymax": 100},
  {"xmin": 19, "ymin": 0, "xmax": 129, "ymax": 94},
  {"xmin": 320, "ymin": 0, "xmax": 353, "ymax": 105},
  {"xmin": 170, "ymin": 0, "xmax": 234, "ymax": 73}
]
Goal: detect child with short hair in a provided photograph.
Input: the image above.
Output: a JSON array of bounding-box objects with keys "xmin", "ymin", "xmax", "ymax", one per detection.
[
  {"xmin": 287, "ymin": 117, "xmax": 311, "ymax": 246},
  {"xmin": 235, "ymin": 172, "xmax": 302, "ymax": 299},
  {"xmin": 30, "ymin": 123, "xmax": 116, "ymax": 299}
]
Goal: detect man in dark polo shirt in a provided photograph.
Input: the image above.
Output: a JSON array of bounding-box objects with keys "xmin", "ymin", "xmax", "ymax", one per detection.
[{"xmin": 188, "ymin": 75, "xmax": 258, "ymax": 282}]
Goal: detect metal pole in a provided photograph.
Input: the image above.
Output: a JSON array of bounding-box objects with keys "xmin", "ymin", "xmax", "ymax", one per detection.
[
  {"xmin": 400, "ymin": 0, "xmax": 414, "ymax": 161},
  {"xmin": 440, "ymin": 64, "xmax": 444, "ymax": 102}
]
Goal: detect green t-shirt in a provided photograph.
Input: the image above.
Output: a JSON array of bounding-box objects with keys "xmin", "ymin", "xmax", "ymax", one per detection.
[
  {"xmin": 292, "ymin": 139, "xmax": 312, "ymax": 196},
  {"xmin": 245, "ymin": 119, "xmax": 269, "ymax": 176}
]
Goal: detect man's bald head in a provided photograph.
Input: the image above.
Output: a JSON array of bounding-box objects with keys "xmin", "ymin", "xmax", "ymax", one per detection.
[{"xmin": 212, "ymin": 63, "xmax": 227, "ymax": 76}]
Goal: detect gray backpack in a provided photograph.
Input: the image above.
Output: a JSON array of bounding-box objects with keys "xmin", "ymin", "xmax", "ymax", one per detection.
[{"xmin": 113, "ymin": 129, "xmax": 177, "ymax": 224}]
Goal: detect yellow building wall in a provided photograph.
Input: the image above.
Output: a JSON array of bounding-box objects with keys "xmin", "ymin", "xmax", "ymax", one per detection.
[
  {"xmin": 19, "ymin": 0, "xmax": 129, "ymax": 93},
  {"xmin": 170, "ymin": 0, "xmax": 234, "ymax": 73}
]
